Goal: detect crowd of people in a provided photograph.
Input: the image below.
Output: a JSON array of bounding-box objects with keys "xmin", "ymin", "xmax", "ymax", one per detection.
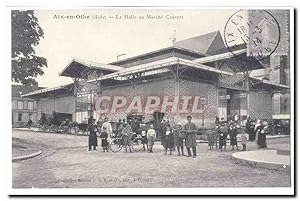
[{"xmin": 85, "ymin": 114, "xmax": 270, "ymax": 156}]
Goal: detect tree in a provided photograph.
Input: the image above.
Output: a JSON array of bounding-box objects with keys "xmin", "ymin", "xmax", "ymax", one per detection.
[{"xmin": 11, "ymin": 10, "xmax": 47, "ymax": 86}]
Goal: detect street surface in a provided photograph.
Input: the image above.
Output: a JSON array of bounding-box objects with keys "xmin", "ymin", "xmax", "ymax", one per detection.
[{"xmin": 12, "ymin": 129, "xmax": 291, "ymax": 188}]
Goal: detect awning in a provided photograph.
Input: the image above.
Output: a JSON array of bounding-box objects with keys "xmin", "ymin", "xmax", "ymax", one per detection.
[
  {"xmin": 21, "ymin": 83, "xmax": 74, "ymax": 98},
  {"xmin": 272, "ymin": 114, "xmax": 290, "ymax": 120},
  {"xmin": 59, "ymin": 58, "xmax": 124, "ymax": 79},
  {"xmin": 88, "ymin": 57, "xmax": 233, "ymax": 83}
]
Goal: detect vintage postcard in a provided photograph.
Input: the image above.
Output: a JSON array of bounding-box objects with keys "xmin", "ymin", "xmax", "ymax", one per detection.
[{"xmin": 9, "ymin": 7, "xmax": 294, "ymax": 195}]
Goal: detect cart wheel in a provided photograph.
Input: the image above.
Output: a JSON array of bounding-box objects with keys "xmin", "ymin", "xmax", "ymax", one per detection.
[
  {"xmin": 131, "ymin": 137, "xmax": 144, "ymax": 152},
  {"xmin": 110, "ymin": 138, "xmax": 123, "ymax": 153},
  {"xmin": 49, "ymin": 125, "xmax": 58, "ymax": 133}
]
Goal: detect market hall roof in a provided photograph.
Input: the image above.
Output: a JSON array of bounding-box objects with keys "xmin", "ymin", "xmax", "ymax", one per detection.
[
  {"xmin": 21, "ymin": 83, "xmax": 74, "ymax": 98},
  {"xmin": 88, "ymin": 57, "xmax": 233, "ymax": 83},
  {"xmin": 59, "ymin": 58, "xmax": 125, "ymax": 79}
]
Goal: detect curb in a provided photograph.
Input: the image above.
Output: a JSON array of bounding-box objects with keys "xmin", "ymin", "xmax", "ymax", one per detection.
[
  {"xmin": 12, "ymin": 150, "xmax": 42, "ymax": 162},
  {"xmin": 231, "ymin": 151, "xmax": 290, "ymax": 172}
]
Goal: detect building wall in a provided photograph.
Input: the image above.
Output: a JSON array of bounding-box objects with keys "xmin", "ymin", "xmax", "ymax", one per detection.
[
  {"xmin": 37, "ymin": 95, "xmax": 75, "ymax": 119},
  {"xmin": 249, "ymin": 90, "xmax": 273, "ymax": 120},
  {"xmin": 93, "ymin": 78, "xmax": 218, "ymax": 127},
  {"xmin": 12, "ymin": 97, "xmax": 38, "ymax": 127}
]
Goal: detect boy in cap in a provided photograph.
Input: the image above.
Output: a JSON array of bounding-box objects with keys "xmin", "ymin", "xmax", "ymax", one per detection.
[
  {"xmin": 174, "ymin": 123, "xmax": 185, "ymax": 156},
  {"xmin": 147, "ymin": 124, "xmax": 156, "ymax": 153}
]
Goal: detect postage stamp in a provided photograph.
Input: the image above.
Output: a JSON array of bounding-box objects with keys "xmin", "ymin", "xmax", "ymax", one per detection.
[{"xmin": 7, "ymin": 7, "xmax": 294, "ymax": 196}]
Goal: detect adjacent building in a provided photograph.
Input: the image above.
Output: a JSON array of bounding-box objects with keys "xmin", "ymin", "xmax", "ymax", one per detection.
[{"xmin": 12, "ymin": 84, "xmax": 42, "ymax": 127}]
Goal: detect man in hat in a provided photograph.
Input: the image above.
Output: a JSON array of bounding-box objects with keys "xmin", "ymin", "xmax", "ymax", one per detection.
[{"xmin": 183, "ymin": 115, "xmax": 198, "ymax": 158}]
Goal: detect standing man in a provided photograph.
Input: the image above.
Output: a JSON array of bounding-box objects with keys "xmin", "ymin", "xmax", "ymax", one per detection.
[
  {"xmin": 183, "ymin": 115, "xmax": 198, "ymax": 158},
  {"xmin": 101, "ymin": 117, "xmax": 113, "ymax": 143}
]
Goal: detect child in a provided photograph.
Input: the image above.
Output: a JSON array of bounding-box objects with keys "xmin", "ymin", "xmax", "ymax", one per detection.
[
  {"xmin": 240, "ymin": 132, "xmax": 247, "ymax": 151},
  {"xmin": 174, "ymin": 123, "xmax": 185, "ymax": 156},
  {"xmin": 100, "ymin": 127, "xmax": 109, "ymax": 152},
  {"xmin": 147, "ymin": 124, "xmax": 156, "ymax": 153},
  {"xmin": 207, "ymin": 128, "xmax": 215, "ymax": 150},
  {"xmin": 163, "ymin": 125, "xmax": 174, "ymax": 155},
  {"xmin": 140, "ymin": 124, "xmax": 148, "ymax": 151}
]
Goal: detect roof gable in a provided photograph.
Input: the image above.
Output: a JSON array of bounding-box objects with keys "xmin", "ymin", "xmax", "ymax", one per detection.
[{"xmin": 174, "ymin": 31, "xmax": 223, "ymax": 54}]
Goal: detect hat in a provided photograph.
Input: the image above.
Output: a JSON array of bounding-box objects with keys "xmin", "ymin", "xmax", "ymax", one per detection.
[{"xmin": 177, "ymin": 122, "xmax": 182, "ymax": 126}]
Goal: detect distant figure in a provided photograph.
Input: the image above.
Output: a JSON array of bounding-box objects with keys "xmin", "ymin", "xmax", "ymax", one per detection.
[
  {"xmin": 140, "ymin": 124, "xmax": 148, "ymax": 151},
  {"xmin": 87, "ymin": 119, "xmax": 98, "ymax": 151},
  {"xmin": 121, "ymin": 122, "xmax": 133, "ymax": 153},
  {"xmin": 248, "ymin": 119, "xmax": 256, "ymax": 141},
  {"xmin": 257, "ymin": 121, "xmax": 268, "ymax": 148},
  {"xmin": 218, "ymin": 122, "xmax": 228, "ymax": 151},
  {"xmin": 240, "ymin": 132, "xmax": 247, "ymax": 151},
  {"xmin": 82, "ymin": 117, "xmax": 88, "ymax": 124},
  {"xmin": 162, "ymin": 125, "xmax": 174, "ymax": 155},
  {"xmin": 131, "ymin": 118, "xmax": 140, "ymax": 135},
  {"xmin": 229, "ymin": 123, "xmax": 239, "ymax": 151},
  {"xmin": 101, "ymin": 117, "xmax": 112, "ymax": 143},
  {"xmin": 88, "ymin": 116, "xmax": 94, "ymax": 125},
  {"xmin": 207, "ymin": 128, "xmax": 215, "ymax": 150},
  {"xmin": 100, "ymin": 127, "xmax": 109, "ymax": 152},
  {"xmin": 27, "ymin": 118, "xmax": 33, "ymax": 129},
  {"xmin": 40, "ymin": 112, "xmax": 46, "ymax": 125}
]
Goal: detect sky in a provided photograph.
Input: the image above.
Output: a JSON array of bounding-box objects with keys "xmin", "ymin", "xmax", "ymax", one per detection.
[{"xmin": 33, "ymin": 9, "xmax": 237, "ymax": 87}]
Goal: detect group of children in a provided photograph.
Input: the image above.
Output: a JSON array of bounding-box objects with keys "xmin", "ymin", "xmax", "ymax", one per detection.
[{"xmin": 207, "ymin": 121, "xmax": 247, "ymax": 152}]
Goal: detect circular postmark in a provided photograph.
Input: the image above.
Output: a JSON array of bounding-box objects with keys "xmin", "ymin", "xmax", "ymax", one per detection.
[{"xmin": 224, "ymin": 10, "xmax": 281, "ymax": 61}]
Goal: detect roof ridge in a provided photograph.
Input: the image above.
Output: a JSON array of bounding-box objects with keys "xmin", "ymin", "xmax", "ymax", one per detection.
[
  {"xmin": 176, "ymin": 30, "xmax": 219, "ymax": 42},
  {"xmin": 203, "ymin": 31, "xmax": 219, "ymax": 53}
]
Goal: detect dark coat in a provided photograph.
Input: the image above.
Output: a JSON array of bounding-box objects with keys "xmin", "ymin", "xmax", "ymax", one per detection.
[
  {"xmin": 257, "ymin": 126, "xmax": 268, "ymax": 148},
  {"xmin": 100, "ymin": 131, "xmax": 109, "ymax": 147},
  {"xmin": 162, "ymin": 129, "xmax": 174, "ymax": 149},
  {"xmin": 218, "ymin": 125, "xmax": 228, "ymax": 146},
  {"xmin": 183, "ymin": 122, "xmax": 197, "ymax": 148},
  {"xmin": 229, "ymin": 127, "xmax": 238, "ymax": 146},
  {"xmin": 88, "ymin": 124, "xmax": 98, "ymax": 147},
  {"xmin": 248, "ymin": 123, "xmax": 256, "ymax": 141}
]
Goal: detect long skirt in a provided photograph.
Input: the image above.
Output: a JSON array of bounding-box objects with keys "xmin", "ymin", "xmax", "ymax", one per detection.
[
  {"xmin": 248, "ymin": 128, "xmax": 256, "ymax": 141},
  {"xmin": 88, "ymin": 135, "xmax": 98, "ymax": 147},
  {"xmin": 230, "ymin": 137, "xmax": 237, "ymax": 146},
  {"xmin": 257, "ymin": 133, "xmax": 267, "ymax": 148},
  {"xmin": 101, "ymin": 139, "xmax": 108, "ymax": 147},
  {"xmin": 163, "ymin": 135, "xmax": 174, "ymax": 149}
]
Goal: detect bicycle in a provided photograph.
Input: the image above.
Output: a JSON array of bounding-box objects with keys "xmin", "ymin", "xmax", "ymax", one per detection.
[{"xmin": 110, "ymin": 133, "xmax": 144, "ymax": 153}]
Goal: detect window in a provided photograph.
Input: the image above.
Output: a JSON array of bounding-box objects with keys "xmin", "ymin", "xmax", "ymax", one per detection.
[
  {"xmin": 17, "ymin": 101, "xmax": 24, "ymax": 110},
  {"xmin": 28, "ymin": 101, "xmax": 34, "ymax": 110},
  {"xmin": 18, "ymin": 113, "xmax": 22, "ymax": 122},
  {"xmin": 12, "ymin": 100, "xmax": 17, "ymax": 109}
]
